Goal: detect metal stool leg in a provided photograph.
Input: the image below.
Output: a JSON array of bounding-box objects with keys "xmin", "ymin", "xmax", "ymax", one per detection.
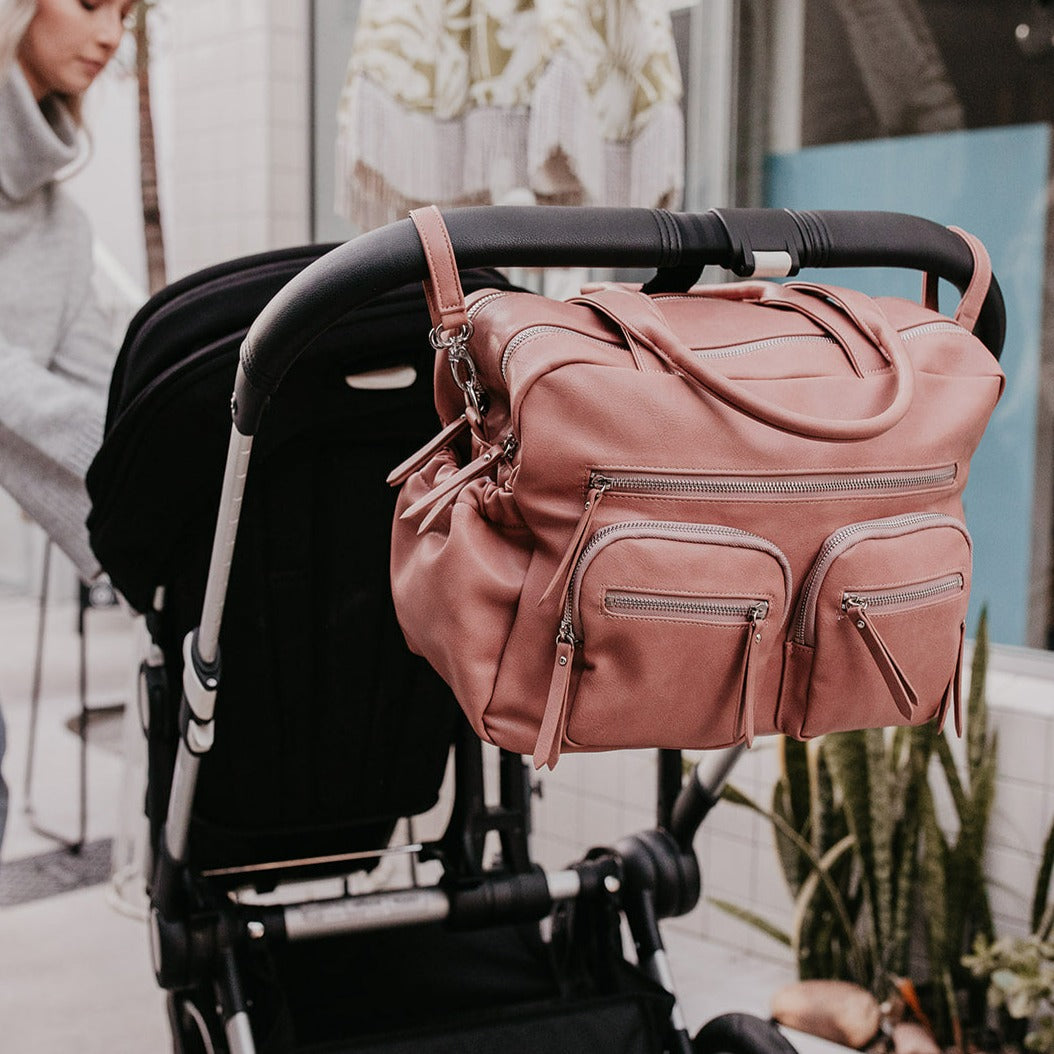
[
  {"xmin": 21, "ymin": 540, "xmax": 85, "ymax": 852},
  {"xmin": 23, "ymin": 542, "xmax": 120, "ymax": 854}
]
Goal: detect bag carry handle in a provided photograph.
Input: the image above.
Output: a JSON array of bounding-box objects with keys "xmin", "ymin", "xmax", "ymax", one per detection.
[
  {"xmin": 922, "ymin": 227, "xmax": 992, "ymax": 332},
  {"xmin": 578, "ymin": 284, "xmax": 916, "ymax": 441}
]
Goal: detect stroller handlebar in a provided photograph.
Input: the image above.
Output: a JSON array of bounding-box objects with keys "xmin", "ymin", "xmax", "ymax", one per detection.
[{"xmin": 234, "ymin": 206, "xmax": 1006, "ymax": 435}]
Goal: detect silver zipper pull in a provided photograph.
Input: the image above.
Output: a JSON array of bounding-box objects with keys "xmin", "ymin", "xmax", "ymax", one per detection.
[{"xmin": 501, "ymin": 432, "xmax": 519, "ymax": 460}]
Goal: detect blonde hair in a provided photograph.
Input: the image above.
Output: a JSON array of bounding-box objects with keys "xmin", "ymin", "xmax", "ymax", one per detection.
[{"xmin": 0, "ymin": 0, "xmax": 86, "ymax": 125}]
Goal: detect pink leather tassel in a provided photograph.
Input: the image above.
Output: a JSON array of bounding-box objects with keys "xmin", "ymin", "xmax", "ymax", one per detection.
[
  {"xmin": 538, "ymin": 486, "xmax": 607, "ymax": 604},
  {"xmin": 534, "ymin": 640, "xmax": 575, "ymax": 770},
  {"xmin": 386, "ymin": 415, "xmax": 469, "ymax": 486},
  {"xmin": 736, "ymin": 618, "xmax": 763, "ymax": 747},
  {"xmin": 399, "ymin": 439, "xmax": 503, "ymax": 527},
  {"xmin": 846, "ymin": 604, "xmax": 919, "ymax": 719}
]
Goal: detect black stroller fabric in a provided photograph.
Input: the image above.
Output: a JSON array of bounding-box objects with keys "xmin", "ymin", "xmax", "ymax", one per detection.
[
  {"xmin": 249, "ymin": 921, "xmax": 674, "ymax": 1053},
  {"xmin": 88, "ymin": 248, "xmax": 677, "ymax": 1054},
  {"xmin": 87, "ymin": 248, "xmax": 513, "ymax": 870}
]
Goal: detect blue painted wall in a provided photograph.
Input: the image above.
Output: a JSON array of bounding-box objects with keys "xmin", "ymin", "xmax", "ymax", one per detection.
[{"xmin": 766, "ymin": 124, "xmax": 1051, "ymax": 646}]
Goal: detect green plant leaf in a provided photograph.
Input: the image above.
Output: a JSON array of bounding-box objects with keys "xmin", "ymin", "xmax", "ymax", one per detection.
[
  {"xmin": 966, "ymin": 607, "xmax": 989, "ymax": 787},
  {"xmin": 773, "ymin": 777, "xmax": 807, "ymax": 898},
  {"xmin": 866, "ymin": 728, "xmax": 895, "ymax": 958},
  {"xmin": 890, "ymin": 728, "xmax": 932, "ymax": 976},
  {"xmin": 934, "ymin": 732, "xmax": 969, "ymax": 820},
  {"xmin": 920, "ymin": 790, "xmax": 950, "ymax": 986},
  {"xmin": 710, "ymin": 898, "xmax": 793, "ymax": 947},
  {"xmin": 790, "ymin": 833, "xmax": 868, "ymax": 985},
  {"xmin": 1033, "ymin": 815, "xmax": 1054, "ymax": 936},
  {"xmin": 826, "ymin": 732, "xmax": 880, "ymax": 954},
  {"xmin": 723, "ymin": 782, "xmax": 863, "ymax": 971}
]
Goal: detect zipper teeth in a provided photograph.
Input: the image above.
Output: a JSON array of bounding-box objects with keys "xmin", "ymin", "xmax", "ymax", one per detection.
[
  {"xmin": 563, "ymin": 522, "xmax": 774, "ymax": 630},
  {"xmin": 591, "ymin": 465, "xmax": 956, "ymax": 497},
  {"xmin": 695, "ymin": 334, "xmax": 838, "ymax": 360},
  {"xmin": 606, "ymin": 593, "xmax": 757, "ymax": 619},
  {"xmin": 794, "ymin": 512, "xmax": 950, "ymax": 644},
  {"xmin": 900, "ymin": 321, "xmax": 964, "ymax": 340},
  {"xmin": 467, "ymin": 290, "xmax": 508, "ymax": 321},
  {"xmin": 500, "ymin": 326, "xmax": 620, "ymax": 379},
  {"xmin": 846, "ymin": 574, "xmax": 964, "ymax": 609}
]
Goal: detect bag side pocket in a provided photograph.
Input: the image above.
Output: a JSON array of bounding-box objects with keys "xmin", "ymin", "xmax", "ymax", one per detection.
[
  {"xmin": 391, "ymin": 451, "xmax": 532, "ymax": 744},
  {"xmin": 781, "ymin": 513, "xmax": 971, "ymax": 738}
]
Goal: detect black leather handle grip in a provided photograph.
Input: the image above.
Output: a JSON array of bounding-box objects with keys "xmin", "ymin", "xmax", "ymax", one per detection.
[{"xmin": 233, "ymin": 206, "xmax": 1005, "ymax": 435}]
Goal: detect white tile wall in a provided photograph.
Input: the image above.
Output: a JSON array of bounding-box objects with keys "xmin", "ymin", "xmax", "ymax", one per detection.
[
  {"xmin": 165, "ymin": 2, "xmax": 310, "ymax": 278},
  {"xmin": 529, "ymin": 644, "xmax": 1054, "ymax": 971}
]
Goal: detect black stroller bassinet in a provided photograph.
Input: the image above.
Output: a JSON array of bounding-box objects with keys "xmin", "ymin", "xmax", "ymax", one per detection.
[{"xmin": 85, "ymin": 207, "xmax": 1003, "ymax": 1054}]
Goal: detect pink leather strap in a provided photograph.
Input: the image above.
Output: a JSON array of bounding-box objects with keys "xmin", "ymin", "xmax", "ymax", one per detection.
[
  {"xmin": 921, "ymin": 226, "xmax": 992, "ymax": 331},
  {"xmin": 578, "ymin": 285, "xmax": 915, "ymax": 441},
  {"xmin": 409, "ymin": 206, "xmax": 468, "ymax": 334},
  {"xmin": 947, "ymin": 226, "xmax": 992, "ymax": 332}
]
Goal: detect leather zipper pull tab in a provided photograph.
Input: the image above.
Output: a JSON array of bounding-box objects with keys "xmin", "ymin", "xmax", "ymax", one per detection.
[
  {"xmin": 534, "ymin": 631, "xmax": 575, "ymax": 770},
  {"xmin": 539, "ymin": 480, "xmax": 609, "ymax": 605},
  {"xmin": 736, "ymin": 601, "xmax": 767, "ymax": 747},
  {"xmin": 387, "ymin": 415, "xmax": 469, "ymax": 487},
  {"xmin": 400, "ymin": 438, "xmax": 504, "ymax": 528},
  {"xmin": 845, "ymin": 599, "xmax": 919, "ymax": 719}
]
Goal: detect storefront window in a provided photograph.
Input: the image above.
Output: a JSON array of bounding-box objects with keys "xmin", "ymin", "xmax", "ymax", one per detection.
[{"xmin": 309, "ymin": 0, "xmax": 1053, "ymax": 649}]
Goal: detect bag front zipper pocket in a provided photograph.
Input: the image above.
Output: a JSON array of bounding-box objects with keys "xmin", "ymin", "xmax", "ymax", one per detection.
[
  {"xmin": 780, "ymin": 513, "xmax": 971, "ymax": 739},
  {"xmin": 533, "ymin": 522, "xmax": 791, "ymax": 769}
]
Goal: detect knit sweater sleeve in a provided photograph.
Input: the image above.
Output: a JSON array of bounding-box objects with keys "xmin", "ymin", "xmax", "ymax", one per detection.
[{"xmin": 0, "ymin": 282, "xmax": 110, "ymax": 579}]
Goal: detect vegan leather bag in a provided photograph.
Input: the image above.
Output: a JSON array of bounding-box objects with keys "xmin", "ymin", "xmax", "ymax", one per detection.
[{"xmin": 389, "ymin": 206, "xmax": 1005, "ymax": 769}]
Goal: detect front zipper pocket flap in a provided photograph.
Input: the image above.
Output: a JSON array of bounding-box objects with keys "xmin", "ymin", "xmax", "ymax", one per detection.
[
  {"xmin": 535, "ymin": 522, "xmax": 791, "ymax": 766},
  {"xmin": 788, "ymin": 513, "xmax": 971, "ymax": 738}
]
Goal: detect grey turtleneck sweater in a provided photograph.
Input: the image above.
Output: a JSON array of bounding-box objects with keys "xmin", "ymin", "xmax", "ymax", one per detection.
[{"xmin": 0, "ymin": 65, "xmax": 115, "ymax": 579}]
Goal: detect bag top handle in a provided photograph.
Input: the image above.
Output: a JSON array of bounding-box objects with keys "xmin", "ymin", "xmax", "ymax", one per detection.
[
  {"xmin": 921, "ymin": 226, "xmax": 992, "ymax": 331},
  {"xmin": 578, "ymin": 284, "xmax": 916, "ymax": 442},
  {"xmin": 410, "ymin": 205, "xmax": 468, "ymax": 335}
]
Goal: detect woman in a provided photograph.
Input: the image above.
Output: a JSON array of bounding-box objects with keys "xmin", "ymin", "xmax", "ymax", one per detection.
[{"xmin": 0, "ymin": 0, "xmax": 135, "ymax": 852}]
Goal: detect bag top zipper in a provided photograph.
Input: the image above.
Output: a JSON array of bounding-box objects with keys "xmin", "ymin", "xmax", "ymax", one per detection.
[{"xmin": 589, "ymin": 465, "xmax": 957, "ymax": 499}]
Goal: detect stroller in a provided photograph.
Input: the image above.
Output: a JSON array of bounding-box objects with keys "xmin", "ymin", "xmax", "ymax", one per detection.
[{"xmin": 85, "ymin": 207, "xmax": 1004, "ymax": 1054}]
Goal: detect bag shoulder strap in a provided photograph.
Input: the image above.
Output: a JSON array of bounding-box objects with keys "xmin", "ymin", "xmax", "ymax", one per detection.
[{"xmin": 410, "ymin": 206, "xmax": 468, "ymax": 335}]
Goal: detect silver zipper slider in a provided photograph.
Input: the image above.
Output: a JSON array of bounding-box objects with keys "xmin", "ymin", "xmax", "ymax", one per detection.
[
  {"xmin": 501, "ymin": 432, "xmax": 519, "ymax": 460},
  {"xmin": 749, "ymin": 600, "xmax": 768, "ymax": 642},
  {"xmin": 842, "ymin": 595, "xmax": 868, "ymax": 621},
  {"xmin": 556, "ymin": 618, "xmax": 576, "ymax": 646}
]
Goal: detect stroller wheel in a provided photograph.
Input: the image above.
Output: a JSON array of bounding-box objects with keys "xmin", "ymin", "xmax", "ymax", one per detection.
[
  {"xmin": 167, "ymin": 992, "xmax": 225, "ymax": 1054},
  {"xmin": 693, "ymin": 1012, "xmax": 800, "ymax": 1054}
]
